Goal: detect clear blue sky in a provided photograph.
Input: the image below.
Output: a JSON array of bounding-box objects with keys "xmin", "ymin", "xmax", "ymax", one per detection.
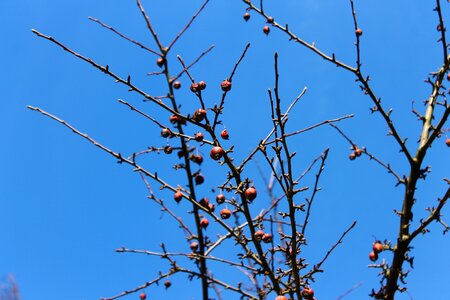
[{"xmin": 2, "ymin": 0, "xmax": 449, "ymax": 299}]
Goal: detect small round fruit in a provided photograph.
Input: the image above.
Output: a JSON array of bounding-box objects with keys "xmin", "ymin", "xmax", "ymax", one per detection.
[
  {"xmin": 190, "ymin": 154, "xmax": 203, "ymax": 165},
  {"xmin": 200, "ymin": 218, "xmax": 209, "ymax": 228},
  {"xmin": 243, "ymin": 12, "xmax": 250, "ymax": 21},
  {"xmin": 139, "ymin": 293, "xmax": 147, "ymax": 300},
  {"xmin": 195, "ymin": 174, "xmax": 205, "ymax": 185},
  {"xmin": 156, "ymin": 57, "xmax": 165, "ymax": 67},
  {"xmin": 349, "ymin": 152, "xmax": 356, "ymax": 160},
  {"xmin": 263, "ymin": 25, "xmax": 270, "ymax": 35},
  {"xmin": 169, "ymin": 114, "xmax": 179, "ymax": 124},
  {"xmin": 437, "ymin": 24, "xmax": 443, "ymax": 31},
  {"xmin": 447, "ymin": 73, "xmax": 450, "ymax": 81},
  {"xmin": 161, "ymin": 128, "xmax": 172, "ymax": 138},
  {"xmin": 254, "ymin": 230, "xmax": 264, "ymax": 240},
  {"xmin": 208, "ymin": 203, "xmax": 215, "ymax": 212},
  {"xmin": 220, "ymin": 129, "xmax": 229, "ymax": 140},
  {"xmin": 262, "ymin": 233, "xmax": 273, "ymax": 243},
  {"xmin": 220, "ymin": 208, "xmax": 231, "ymax": 219},
  {"xmin": 210, "ymin": 146, "xmax": 225, "ymax": 160},
  {"xmin": 177, "ymin": 150, "xmax": 185, "ymax": 159},
  {"xmin": 275, "ymin": 296, "xmax": 288, "ymax": 300},
  {"xmin": 164, "ymin": 280, "xmax": 171, "ymax": 288},
  {"xmin": 193, "ymin": 108, "xmax": 207, "ymax": 122},
  {"xmin": 216, "ymin": 193, "xmax": 226, "ymax": 204},
  {"xmin": 373, "ymin": 242, "xmax": 384, "ymax": 253},
  {"xmin": 355, "ymin": 28, "xmax": 363, "ymax": 36},
  {"xmin": 355, "ymin": 148, "xmax": 363, "ymax": 157},
  {"xmin": 190, "ymin": 82, "xmax": 199, "ymax": 92},
  {"xmin": 174, "ymin": 191, "xmax": 183, "ymax": 203},
  {"xmin": 302, "ymin": 287, "xmax": 314, "ymax": 298},
  {"xmin": 199, "ymin": 197, "xmax": 209, "ymax": 207},
  {"xmin": 369, "ymin": 251, "xmax": 378, "ymax": 262},
  {"xmin": 446, "ymin": 138, "xmax": 450, "ymax": 147},
  {"xmin": 267, "ymin": 16, "xmax": 274, "ymax": 24},
  {"xmin": 245, "ymin": 186, "xmax": 257, "ymax": 201},
  {"xmin": 221, "ymin": 80, "xmax": 232, "ymax": 92},
  {"xmin": 173, "ymin": 81, "xmax": 181, "ymax": 89},
  {"xmin": 198, "ymin": 81, "xmax": 207, "ymax": 90},
  {"xmin": 164, "ymin": 145, "xmax": 173, "ymax": 154},
  {"xmin": 190, "ymin": 241, "xmax": 199, "ymax": 252},
  {"xmin": 194, "ymin": 132, "xmax": 204, "ymax": 142}
]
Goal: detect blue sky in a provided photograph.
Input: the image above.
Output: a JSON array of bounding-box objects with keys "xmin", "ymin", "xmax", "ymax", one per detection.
[{"xmin": 2, "ymin": 0, "xmax": 449, "ymax": 299}]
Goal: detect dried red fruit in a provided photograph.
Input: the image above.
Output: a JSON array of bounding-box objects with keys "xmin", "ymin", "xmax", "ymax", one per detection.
[
  {"xmin": 195, "ymin": 174, "xmax": 205, "ymax": 185},
  {"xmin": 200, "ymin": 218, "xmax": 209, "ymax": 228},
  {"xmin": 198, "ymin": 81, "xmax": 207, "ymax": 90},
  {"xmin": 243, "ymin": 12, "xmax": 250, "ymax": 21},
  {"xmin": 262, "ymin": 233, "xmax": 273, "ymax": 243},
  {"xmin": 220, "ymin": 208, "xmax": 231, "ymax": 219},
  {"xmin": 164, "ymin": 145, "xmax": 173, "ymax": 154},
  {"xmin": 373, "ymin": 241, "xmax": 384, "ymax": 253},
  {"xmin": 267, "ymin": 16, "xmax": 274, "ymax": 24},
  {"xmin": 220, "ymin": 129, "xmax": 229, "ymax": 140},
  {"xmin": 199, "ymin": 197, "xmax": 209, "ymax": 207},
  {"xmin": 369, "ymin": 251, "xmax": 378, "ymax": 262},
  {"xmin": 139, "ymin": 292, "xmax": 147, "ymax": 300},
  {"xmin": 263, "ymin": 25, "xmax": 270, "ymax": 35},
  {"xmin": 190, "ymin": 241, "xmax": 199, "ymax": 252},
  {"xmin": 221, "ymin": 80, "xmax": 232, "ymax": 92},
  {"xmin": 161, "ymin": 128, "xmax": 172, "ymax": 138},
  {"xmin": 169, "ymin": 114, "xmax": 179, "ymax": 124},
  {"xmin": 302, "ymin": 287, "xmax": 314, "ymax": 298},
  {"xmin": 355, "ymin": 148, "xmax": 363, "ymax": 157},
  {"xmin": 174, "ymin": 191, "xmax": 183, "ymax": 203},
  {"xmin": 245, "ymin": 186, "xmax": 257, "ymax": 201},
  {"xmin": 446, "ymin": 138, "xmax": 450, "ymax": 147},
  {"xmin": 356, "ymin": 28, "xmax": 363, "ymax": 36},
  {"xmin": 216, "ymin": 193, "xmax": 226, "ymax": 204},
  {"xmin": 193, "ymin": 108, "xmax": 207, "ymax": 122},
  {"xmin": 173, "ymin": 81, "xmax": 181, "ymax": 89},
  {"xmin": 254, "ymin": 230, "xmax": 264, "ymax": 240},
  {"xmin": 190, "ymin": 154, "xmax": 204, "ymax": 165},
  {"xmin": 210, "ymin": 146, "xmax": 225, "ymax": 160},
  {"xmin": 190, "ymin": 82, "xmax": 199, "ymax": 92},
  {"xmin": 164, "ymin": 280, "xmax": 171, "ymax": 289},
  {"xmin": 349, "ymin": 152, "xmax": 356, "ymax": 160},
  {"xmin": 194, "ymin": 132, "xmax": 204, "ymax": 142},
  {"xmin": 156, "ymin": 57, "xmax": 165, "ymax": 67}
]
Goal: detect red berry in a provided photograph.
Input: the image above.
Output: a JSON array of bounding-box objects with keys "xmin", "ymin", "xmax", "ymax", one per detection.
[
  {"xmin": 173, "ymin": 81, "xmax": 181, "ymax": 89},
  {"xmin": 169, "ymin": 114, "xmax": 179, "ymax": 124},
  {"xmin": 210, "ymin": 146, "xmax": 225, "ymax": 160},
  {"xmin": 221, "ymin": 80, "xmax": 232, "ymax": 92},
  {"xmin": 254, "ymin": 230, "xmax": 264, "ymax": 240},
  {"xmin": 208, "ymin": 203, "xmax": 215, "ymax": 212},
  {"xmin": 302, "ymin": 287, "xmax": 314, "ymax": 298},
  {"xmin": 349, "ymin": 152, "xmax": 356, "ymax": 160},
  {"xmin": 369, "ymin": 251, "xmax": 378, "ymax": 262},
  {"xmin": 190, "ymin": 82, "xmax": 199, "ymax": 92},
  {"xmin": 220, "ymin": 208, "xmax": 231, "ymax": 219},
  {"xmin": 190, "ymin": 241, "xmax": 199, "ymax": 252},
  {"xmin": 263, "ymin": 25, "xmax": 270, "ymax": 35},
  {"xmin": 177, "ymin": 150, "xmax": 185, "ymax": 159},
  {"xmin": 139, "ymin": 292, "xmax": 147, "ymax": 300},
  {"xmin": 164, "ymin": 280, "xmax": 171, "ymax": 289},
  {"xmin": 195, "ymin": 174, "xmax": 205, "ymax": 185},
  {"xmin": 267, "ymin": 16, "xmax": 274, "ymax": 24},
  {"xmin": 437, "ymin": 24, "xmax": 442, "ymax": 31},
  {"xmin": 243, "ymin": 12, "xmax": 250, "ymax": 21},
  {"xmin": 198, "ymin": 81, "xmax": 207, "ymax": 90},
  {"xmin": 164, "ymin": 145, "xmax": 173, "ymax": 154},
  {"xmin": 262, "ymin": 233, "xmax": 273, "ymax": 243},
  {"xmin": 193, "ymin": 108, "xmax": 207, "ymax": 122},
  {"xmin": 194, "ymin": 132, "xmax": 204, "ymax": 142},
  {"xmin": 245, "ymin": 186, "xmax": 257, "ymax": 201},
  {"xmin": 446, "ymin": 138, "xmax": 450, "ymax": 147},
  {"xmin": 174, "ymin": 191, "xmax": 183, "ymax": 203},
  {"xmin": 156, "ymin": 57, "xmax": 165, "ymax": 67},
  {"xmin": 447, "ymin": 73, "xmax": 450, "ymax": 81},
  {"xmin": 190, "ymin": 154, "xmax": 203, "ymax": 165},
  {"xmin": 200, "ymin": 218, "xmax": 209, "ymax": 228},
  {"xmin": 199, "ymin": 197, "xmax": 209, "ymax": 207},
  {"xmin": 275, "ymin": 296, "xmax": 288, "ymax": 300},
  {"xmin": 355, "ymin": 28, "xmax": 363, "ymax": 36},
  {"xmin": 355, "ymin": 148, "xmax": 363, "ymax": 157},
  {"xmin": 373, "ymin": 242, "xmax": 384, "ymax": 253},
  {"xmin": 220, "ymin": 129, "xmax": 229, "ymax": 140},
  {"xmin": 216, "ymin": 193, "xmax": 226, "ymax": 204},
  {"xmin": 161, "ymin": 128, "xmax": 172, "ymax": 138}
]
